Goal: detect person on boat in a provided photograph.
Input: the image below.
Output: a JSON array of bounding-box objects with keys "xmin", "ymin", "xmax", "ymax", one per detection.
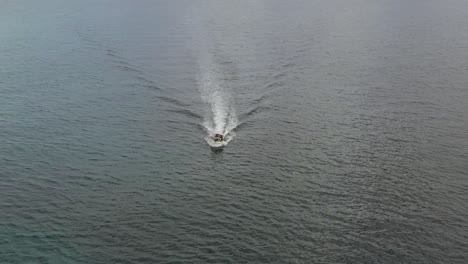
[{"xmin": 214, "ymin": 133, "xmax": 223, "ymax": 142}]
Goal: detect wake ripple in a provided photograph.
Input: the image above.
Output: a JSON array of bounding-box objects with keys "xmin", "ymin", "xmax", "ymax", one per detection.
[{"xmin": 199, "ymin": 71, "xmax": 238, "ymax": 147}]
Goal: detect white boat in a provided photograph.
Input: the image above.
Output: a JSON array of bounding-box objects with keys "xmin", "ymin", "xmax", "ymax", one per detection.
[{"xmin": 209, "ymin": 133, "xmax": 225, "ymax": 148}]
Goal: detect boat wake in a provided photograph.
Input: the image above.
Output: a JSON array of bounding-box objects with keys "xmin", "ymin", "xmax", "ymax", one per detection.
[
  {"xmin": 191, "ymin": 11, "xmax": 238, "ymax": 148},
  {"xmin": 198, "ymin": 69, "xmax": 238, "ymax": 148}
]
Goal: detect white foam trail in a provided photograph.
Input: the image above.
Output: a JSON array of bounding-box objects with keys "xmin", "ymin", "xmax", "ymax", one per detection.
[
  {"xmin": 200, "ymin": 71, "xmax": 227, "ymax": 133},
  {"xmin": 198, "ymin": 69, "xmax": 238, "ymax": 146},
  {"xmin": 189, "ymin": 9, "xmax": 238, "ymax": 146}
]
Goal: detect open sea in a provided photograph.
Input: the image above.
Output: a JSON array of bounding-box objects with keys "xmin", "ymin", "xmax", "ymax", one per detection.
[{"xmin": 1, "ymin": 0, "xmax": 468, "ymax": 263}]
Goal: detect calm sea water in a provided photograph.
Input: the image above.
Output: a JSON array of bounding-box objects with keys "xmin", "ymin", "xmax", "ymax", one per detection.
[{"xmin": 1, "ymin": 0, "xmax": 468, "ymax": 263}]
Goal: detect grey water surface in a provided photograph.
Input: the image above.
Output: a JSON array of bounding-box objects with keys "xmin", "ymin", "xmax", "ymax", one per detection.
[{"xmin": 1, "ymin": 0, "xmax": 468, "ymax": 263}]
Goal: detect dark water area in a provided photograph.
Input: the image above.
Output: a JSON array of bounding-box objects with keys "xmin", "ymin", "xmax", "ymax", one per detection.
[{"xmin": 1, "ymin": 0, "xmax": 468, "ymax": 263}]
